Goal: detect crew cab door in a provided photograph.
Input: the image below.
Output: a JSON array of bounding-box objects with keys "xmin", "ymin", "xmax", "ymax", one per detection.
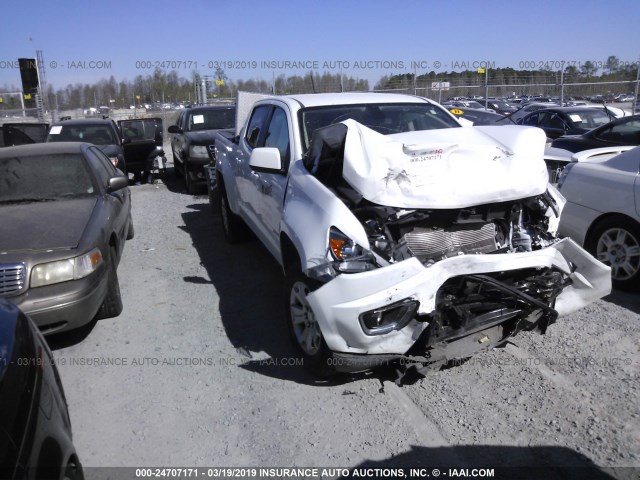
[
  {"xmin": 228, "ymin": 104, "xmax": 273, "ymax": 234},
  {"xmin": 252, "ymin": 104, "xmax": 292, "ymax": 256}
]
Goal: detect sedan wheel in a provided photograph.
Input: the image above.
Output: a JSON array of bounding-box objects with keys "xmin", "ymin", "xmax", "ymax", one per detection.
[
  {"xmin": 590, "ymin": 217, "xmax": 640, "ymax": 290},
  {"xmin": 596, "ymin": 228, "xmax": 640, "ymax": 281}
]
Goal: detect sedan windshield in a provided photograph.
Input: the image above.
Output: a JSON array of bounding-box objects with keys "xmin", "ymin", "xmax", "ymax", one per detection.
[
  {"xmin": 0, "ymin": 154, "xmax": 96, "ymax": 203},
  {"xmin": 299, "ymin": 103, "xmax": 460, "ymax": 152}
]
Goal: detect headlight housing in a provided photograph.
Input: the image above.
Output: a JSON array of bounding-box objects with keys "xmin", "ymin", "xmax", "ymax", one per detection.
[
  {"xmin": 328, "ymin": 227, "xmax": 378, "ymax": 273},
  {"xmin": 31, "ymin": 248, "xmax": 104, "ymax": 288},
  {"xmin": 359, "ymin": 298, "xmax": 420, "ymax": 335},
  {"xmin": 189, "ymin": 145, "xmax": 209, "ymax": 159},
  {"xmin": 556, "ymin": 162, "xmax": 576, "ymax": 190}
]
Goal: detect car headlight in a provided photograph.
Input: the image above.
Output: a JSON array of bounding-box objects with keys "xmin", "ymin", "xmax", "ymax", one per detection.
[
  {"xmin": 189, "ymin": 145, "xmax": 209, "ymax": 158},
  {"xmin": 31, "ymin": 248, "xmax": 104, "ymax": 288},
  {"xmin": 556, "ymin": 162, "xmax": 576, "ymax": 190},
  {"xmin": 328, "ymin": 227, "xmax": 378, "ymax": 273},
  {"xmin": 359, "ymin": 298, "xmax": 420, "ymax": 335}
]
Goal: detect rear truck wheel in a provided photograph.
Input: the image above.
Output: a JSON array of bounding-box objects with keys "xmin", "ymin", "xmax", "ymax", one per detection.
[
  {"xmin": 285, "ymin": 273, "xmax": 337, "ymax": 377},
  {"xmin": 126, "ymin": 215, "xmax": 135, "ymax": 240},
  {"xmin": 219, "ymin": 187, "xmax": 245, "ymax": 243},
  {"xmin": 95, "ymin": 246, "xmax": 123, "ymax": 319},
  {"xmin": 589, "ymin": 216, "xmax": 640, "ymax": 291}
]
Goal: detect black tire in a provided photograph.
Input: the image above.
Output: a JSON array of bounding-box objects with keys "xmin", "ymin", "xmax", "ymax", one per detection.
[
  {"xmin": 126, "ymin": 215, "xmax": 135, "ymax": 240},
  {"xmin": 219, "ymin": 186, "xmax": 245, "ymax": 243},
  {"xmin": 284, "ymin": 272, "xmax": 337, "ymax": 377},
  {"xmin": 208, "ymin": 181, "xmax": 219, "ymax": 215},
  {"xmin": 95, "ymin": 247, "xmax": 123, "ymax": 319},
  {"xmin": 184, "ymin": 163, "xmax": 198, "ymax": 195},
  {"xmin": 171, "ymin": 148, "xmax": 182, "ymax": 178},
  {"xmin": 62, "ymin": 460, "xmax": 83, "ymax": 480},
  {"xmin": 588, "ymin": 215, "xmax": 640, "ymax": 291}
]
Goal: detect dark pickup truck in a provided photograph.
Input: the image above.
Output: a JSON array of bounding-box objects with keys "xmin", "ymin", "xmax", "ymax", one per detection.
[{"xmin": 168, "ymin": 105, "xmax": 235, "ymax": 193}]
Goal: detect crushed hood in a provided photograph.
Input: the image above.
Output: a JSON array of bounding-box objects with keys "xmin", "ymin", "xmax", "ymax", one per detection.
[{"xmin": 340, "ymin": 120, "xmax": 549, "ymax": 209}]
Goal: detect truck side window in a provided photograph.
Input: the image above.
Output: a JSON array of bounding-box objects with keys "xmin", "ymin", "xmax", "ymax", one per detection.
[
  {"xmin": 264, "ymin": 108, "xmax": 290, "ymax": 164},
  {"xmin": 245, "ymin": 105, "xmax": 272, "ymax": 149}
]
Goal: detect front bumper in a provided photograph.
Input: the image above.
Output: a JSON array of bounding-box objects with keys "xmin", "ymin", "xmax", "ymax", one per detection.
[
  {"xmin": 7, "ymin": 265, "xmax": 108, "ymax": 334},
  {"xmin": 186, "ymin": 156, "xmax": 210, "ymax": 185},
  {"xmin": 306, "ymin": 238, "xmax": 611, "ymax": 355}
]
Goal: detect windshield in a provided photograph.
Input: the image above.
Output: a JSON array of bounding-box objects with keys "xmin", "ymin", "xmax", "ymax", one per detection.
[
  {"xmin": 187, "ymin": 109, "xmax": 235, "ymax": 131},
  {"xmin": 0, "ymin": 153, "xmax": 96, "ymax": 203},
  {"xmin": 299, "ymin": 103, "xmax": 459, "ymax": 152},
  {"xmin": 47, "ymin": 124, "xmax": 118, "ymax": 145}
]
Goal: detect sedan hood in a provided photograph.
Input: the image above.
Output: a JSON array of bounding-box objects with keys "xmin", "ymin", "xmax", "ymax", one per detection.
[
  {"xmin": 341, "ymin": 120, "xmax": 549, "ymax": 209},
  {"xmin": 0, "ymin": 197, "xmax": 97, "ymax": 252}
]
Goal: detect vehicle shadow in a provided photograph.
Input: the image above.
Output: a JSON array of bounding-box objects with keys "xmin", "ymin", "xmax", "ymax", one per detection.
[
  {"xmin": 47, "ymin": 318, "xmax": 98, "ymax": 350},
  {"xmin": 345, "ymin": 444, "xmax": 618, "ymax": 479},
  {"xmin": 161, "ymin": 166, "xmax": 209, "ymax": 197},
  {"xmin": 602, "ymin": 289, "xmax": 640, "ymax": 316},
  {"xmin": 180, "ymin": 201, "xmax": 390, "ymax": 386}
]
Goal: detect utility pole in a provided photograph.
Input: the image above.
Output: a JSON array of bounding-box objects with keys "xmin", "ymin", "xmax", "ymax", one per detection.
[
  {"xmin": 560, "ymin": 63, "xmax": 565, "ymax": 106},
  {"xmin": 634, "ymin": 56, "xmax": 640, "ymax": 115}
]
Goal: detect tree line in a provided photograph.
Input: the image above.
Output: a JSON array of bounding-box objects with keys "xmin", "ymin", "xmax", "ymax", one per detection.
[{"xmin": 0, "ymin": 55, "xmax": 637, "ymax": 110}]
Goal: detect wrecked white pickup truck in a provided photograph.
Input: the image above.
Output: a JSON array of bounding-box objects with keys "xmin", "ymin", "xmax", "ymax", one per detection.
[{"xmin": 213, "ymin": 92, "xmax": 611, "ymax": 380}]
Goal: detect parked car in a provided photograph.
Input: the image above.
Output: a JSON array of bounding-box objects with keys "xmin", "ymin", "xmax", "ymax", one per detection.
[
  {"xmin": 0, "ymin": 142, "xmax": 132, "ymax": 335},
  {"xmin": 46, "ymin": 118, "xmax": 125, "ymax": 171},
  {"xmin": 551, "ymin": 115, "xmax": 640, "ymax": 153},
  {"xmin": 169, "ymin": 105, "xmax": 236, "ymax": 193},
  {"xmin": 447, "ymin": 107, "xmax": 506, "ymax": 125},
  {"xmin": 502, "ymin": 102, "xmax": 560, "ymax": 124},
  {"xmin": 518, "ymin": 107, "xmax": 613, "ymax": 139},
  {"xmin": 0, "ymin": 299, "xmax": 84, "ymax": 480},
  {"xmin": 0, "ymin": 122, "xmax": 49, "ymax": 147},
  {"xmin": 477, "ymin": 99, "xmax": 518, "ymax": 115},
  {"xmin": 557, "ymin": 146, "xmax": 640, "ymax": 289},
  {"xmin": 442, "ymin": 99, "xmax": 487, "ymax": 110},
  {"xmin": 213, "ymin": 91, "xmax": 610, "ymax": 381}
]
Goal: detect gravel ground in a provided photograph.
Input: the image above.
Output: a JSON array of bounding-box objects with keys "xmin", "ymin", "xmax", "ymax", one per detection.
[{"xmin": 49, "ymin": 157, "xmax": 639, "ymax": 480}]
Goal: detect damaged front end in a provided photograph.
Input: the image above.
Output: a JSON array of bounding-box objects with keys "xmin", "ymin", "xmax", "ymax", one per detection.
[{"xmin": 292, "ymin": 120, "xmax": 611, "ymax": 377}]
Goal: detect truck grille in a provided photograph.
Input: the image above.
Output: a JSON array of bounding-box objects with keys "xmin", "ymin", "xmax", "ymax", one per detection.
[{"xmin": 0, "ymin": 263, "xmax": 27, "ymax": 296}]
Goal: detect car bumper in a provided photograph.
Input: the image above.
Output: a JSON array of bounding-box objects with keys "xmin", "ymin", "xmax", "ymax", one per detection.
[
  {"xmin": 306, "ymin": 238, "xmax": 611, "ymax": 355},
  {"xmin": 186, "ymin": 157, "xmax": 210, "ymax": 185},
  {"xmin": 8, "ymin": 265, "xmax": 108, "ymax": 334}
]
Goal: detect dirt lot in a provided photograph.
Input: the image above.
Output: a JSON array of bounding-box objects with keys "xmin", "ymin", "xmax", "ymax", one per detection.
[{"xmin": 49, "ymin": 157, "xmax": 639, "ymax": 480}]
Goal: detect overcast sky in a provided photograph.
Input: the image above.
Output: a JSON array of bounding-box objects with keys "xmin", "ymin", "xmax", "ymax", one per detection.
[{"xmin": 1, "ymin": 0, "xmax": 639, "ymax": 89}]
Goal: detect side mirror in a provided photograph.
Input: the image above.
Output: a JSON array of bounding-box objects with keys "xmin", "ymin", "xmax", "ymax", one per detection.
[
  {"xmin": 249, "ymin": 147, "xmax": 282, "ymax": 173},
  {"xmin": 122, "ymin": 137, "xmax": 131, "ymax": 145},
  {"xmin": 107, "ymin": 175, "xmax": 129, "ymax": 192},
  {"xmin": 168, "ymin": 125, "xmax": 183, "ymax": 134}
]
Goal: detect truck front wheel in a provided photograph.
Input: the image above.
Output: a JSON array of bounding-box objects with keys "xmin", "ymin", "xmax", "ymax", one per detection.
[{"xmin": 285, "ymin": 274, "xmax": 337, "ymax": 376}]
